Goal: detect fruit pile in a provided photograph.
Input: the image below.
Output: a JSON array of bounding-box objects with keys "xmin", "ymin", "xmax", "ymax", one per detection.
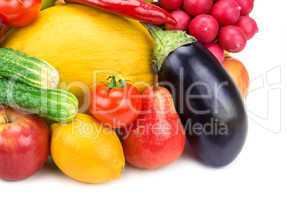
[
  {"xmin": 160, "ymin": 0, "xmax": 258, "ymax": 62},
  {"xmin": 0, "ymin": 0, "xmax": 255, "ymax": 184}
]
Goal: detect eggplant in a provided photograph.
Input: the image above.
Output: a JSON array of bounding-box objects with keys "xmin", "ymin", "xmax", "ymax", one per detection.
[{"xmin": 146, "ymin": 26, "xmax": 247, "ymax": 167}]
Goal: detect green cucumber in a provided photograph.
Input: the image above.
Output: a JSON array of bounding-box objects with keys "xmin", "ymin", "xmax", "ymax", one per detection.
[
  {"xmin": 0, "ymin": 78, "xmax": 78, "ymax": 122},
  {"xmin": 0, "ymin": 48, "xmax": 59, "ymax": 89}
]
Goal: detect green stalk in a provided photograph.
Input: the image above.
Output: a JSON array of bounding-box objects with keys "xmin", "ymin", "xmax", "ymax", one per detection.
[
  {"xmin": 41, "ymin": 0, "xmax": 57, "ymax": 10},
  {"xmin": 145, "ymin": 25, "xmax": 196, "ymax": 71},
  {"xmin": 107, "ymin": 76, "xmax": 126, "ymax": 88}
]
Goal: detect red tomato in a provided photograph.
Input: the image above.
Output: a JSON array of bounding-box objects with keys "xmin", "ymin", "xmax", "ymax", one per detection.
[
  {"xmin": 0, "ymin": 0, "xmax": 41, "ymax": 27},
  {"xmin": 89, "ymin": 77, "xmax": 142, "ymax": 128}
]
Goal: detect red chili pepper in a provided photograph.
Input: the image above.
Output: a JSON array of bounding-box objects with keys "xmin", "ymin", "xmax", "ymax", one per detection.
[{"xmin": 65, "ymin": 0, "xmax": 177, "ymax": 25}]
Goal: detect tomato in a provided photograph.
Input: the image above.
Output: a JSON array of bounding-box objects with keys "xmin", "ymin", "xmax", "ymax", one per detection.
[
  {"xmin": 0, "ymin": 0, "xmax": 41, "ymax": 27},
  {"xmin": 89, "ymin": 76, "xmax": 142, "ymax": 128}
]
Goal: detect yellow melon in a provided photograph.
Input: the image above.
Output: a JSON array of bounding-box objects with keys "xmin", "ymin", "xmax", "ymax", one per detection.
[{"xmin": 4, "ymin": 4, "xmax": 154, "ymax": 107}]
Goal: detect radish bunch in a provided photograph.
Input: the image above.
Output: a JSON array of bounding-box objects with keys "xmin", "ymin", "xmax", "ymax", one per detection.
[{"xmin": 160, "ymin": 0, "xmax": 258, "ymax": 62}]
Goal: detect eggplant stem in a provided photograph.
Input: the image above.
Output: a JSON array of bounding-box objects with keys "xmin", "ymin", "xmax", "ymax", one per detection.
[{"xmin": 144, "ymin": 25, "xmax": 196, "ymax": 72}]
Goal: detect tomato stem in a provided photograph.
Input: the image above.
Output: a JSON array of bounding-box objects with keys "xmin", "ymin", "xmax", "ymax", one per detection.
[
  {"xmin": 118, "ymin": 79, "xmax": 126, "ymax": 88},
  {"xmin": 107, "ymin": 76, "xmax": 126, "ymax": 88}
]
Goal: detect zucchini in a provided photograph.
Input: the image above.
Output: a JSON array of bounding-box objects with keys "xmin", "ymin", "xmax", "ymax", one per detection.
[
  {"xmin": 0, "ymin": 48, "xmax": 59, "ymax": 89},
  {"xmin": 0, "ymin": 78, "xmax": 78, "ymax": 122}
]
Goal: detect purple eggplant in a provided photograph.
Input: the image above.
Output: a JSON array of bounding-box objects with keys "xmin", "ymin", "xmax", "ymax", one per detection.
[{"xmin": 146, "ymin": 26, "xmax": 247, "ymax": 167}]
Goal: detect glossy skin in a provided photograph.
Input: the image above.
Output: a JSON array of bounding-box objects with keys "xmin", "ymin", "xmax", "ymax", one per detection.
[
  {"xmin": 0, "ymin": 0, "xmax": 41, "ymax": 27},
  {"xmin": 160, "ymin": 0, "xmax": 183, "ymax": 11},
  {"xmin": 166, "ymin": 10, "xmax": 190, "ymax": 31},
  {"xmin": 121, "ymin": 87, "xmax": 185, "ymax": 169},
  {"xmin": 188, "ymin": 14, "xmax": 219, "ymax": 43},
  {"xmin": 236, "ymin": 16, "xmax": 258, "ymax": 40},
  {"xmin": 211, "ymin": 0, "xmax": 241, "ymax": 25},
  {"xmin": 51, "ymin": 114, "xmax": 125, "ymax": 184},
  {"xmin": 183, "ymin": 0, "xmax": 213, "ymax": 16},
  {"xmin": 235, "ymin": 0, "xmax": 254, "ymax": 16},
  {"xmin": 0, "ymin": 108, "xmax": 49, "ymax": 181},
  {"xmin": 219, "ymin": 25, "xmax": 247, "ymax": 52},
  {"xmin": 67, "ymin": 0, "xmax": 176, "ymax": 25},
  {"xmin": 89, "ymin": 83, "xmax": 142, "ymax": 128},
  {"xmin": 159, "ymin": 43, "xmax": 247, "ymax": 167},
  {"xmin": 204, "ymin": 43, "xmax": 224, "ymax": 63},
  {"xmin": 223, "ymin": 57, "xmax": 250, "ymax": 97}
]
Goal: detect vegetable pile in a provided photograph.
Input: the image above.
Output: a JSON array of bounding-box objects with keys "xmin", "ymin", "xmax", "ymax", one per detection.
[
  {"xmin": 0, "ymin": 0, "xmax": 256, "ymax": 184},
  {"xmin": 159, "ymin": 0, "xmax": 258, "ymax": 61}
]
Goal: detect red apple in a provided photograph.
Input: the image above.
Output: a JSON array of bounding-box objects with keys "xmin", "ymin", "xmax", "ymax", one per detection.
[{"xmin": 0, "ymin": 107, "xmax": 49, "ymax": 181}]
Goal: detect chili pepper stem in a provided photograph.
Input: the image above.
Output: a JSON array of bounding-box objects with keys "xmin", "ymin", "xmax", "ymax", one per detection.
[{"xmin": 144, "ymin": 25, "xmax": 196, "ymax": 71}]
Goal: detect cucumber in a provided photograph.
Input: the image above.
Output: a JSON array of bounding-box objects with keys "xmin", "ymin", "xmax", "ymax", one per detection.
[
  {"xmin": 0, "ymin": 48, "xmax": 59, "ymax": 89},
  {"xmin": 0, "ymin": 78, "xmax": 78, "ymax": 122}
]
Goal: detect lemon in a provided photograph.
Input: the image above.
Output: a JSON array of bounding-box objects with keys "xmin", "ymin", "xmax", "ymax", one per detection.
[
  {"xmin": 4, "ymin": 5, "xmax": 154, "ymax": 104},
  {"xmin": 51, "ymin": 114, "xmax": 125, "ymax": 184}
]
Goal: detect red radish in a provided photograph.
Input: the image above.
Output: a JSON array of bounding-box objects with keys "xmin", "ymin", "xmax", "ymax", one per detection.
[
  {"xmin": 211, "ymin": 0, "xmax": 241, "ymax": 25},
  {"xmin": 219, "ymin": 25, "xmax": 247, "ymax": 52},
  {"xmin": 236, "ymin": 0, "xmax": 254, "ymax": 15},
  {"xmin": 160, "ymin": 0, "xmax": 183, "ymax": 11},
  {"xmin": 183, "ymin": 0, "xmax": 213, "ymax": 16},
  {"xmin": 188, "ymin": 14, "xmax": 219, "ymax": 43},
  {"xmin": 204, "ymin": 43, "xmax": 225, "ymax": 63},
  {"xmin": 236, "ymin": 16, "xmax": 258, "ymax": 39},
  {"xmin": 166, "ymin": 10, "xmax": 191, "ymax": 30}
]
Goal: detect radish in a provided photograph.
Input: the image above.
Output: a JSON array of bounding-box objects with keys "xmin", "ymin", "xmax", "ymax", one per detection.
[
  {"xmin": 236, "ymin": 0, "xmax": 254, "ymax": 15},
  {"xmin": 183, "ymin": 0, "xmax": 213, "ymax": 16},
  {"xmin": 236, "ymin": 16, "xmax": 258, "ymax": 40},
  {"xmin": 160, "ymin": 0, "xmax": 183, "ymax": 11},
  {"xmin": 204, "ymin": 43, "xmax": 225, "ymax": 63},
  {"xmin": 219, "ymin": 25, "xmax": 247, "ymax": 52},
  {"xmin": 211, "ymin": 0, "xmax": 241, "ymax": 25},
  {"xmin": 166, "ymin": 10, "xmax": 191, "ymax": 30},
  {"xmin": 188, "ymin": 14, "xmax": 219, "ymax": 43}
]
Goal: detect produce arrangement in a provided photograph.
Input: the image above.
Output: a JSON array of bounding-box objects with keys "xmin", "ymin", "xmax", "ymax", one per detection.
[
  {"xmin": 0, "ymin": 0, "xmax": 256, "ymax": 183},
  {"xmin": 160, "ymin": 0, "xmax": 258, "ymax": 62}
]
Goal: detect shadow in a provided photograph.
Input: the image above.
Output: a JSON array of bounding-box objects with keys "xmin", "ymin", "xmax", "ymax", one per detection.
[
  {"xmin": 30, "ymin": 157, "xmax": 68, "ymax": 181},
  {"xmin": 181, "ymin": 141, "xmax": 197, "ymax": 160}
]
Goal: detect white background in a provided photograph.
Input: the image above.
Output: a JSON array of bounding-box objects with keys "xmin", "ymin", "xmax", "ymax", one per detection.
[{"xmin": 1, "ymin": 0, "xmax": 286, "ymax": 199}]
